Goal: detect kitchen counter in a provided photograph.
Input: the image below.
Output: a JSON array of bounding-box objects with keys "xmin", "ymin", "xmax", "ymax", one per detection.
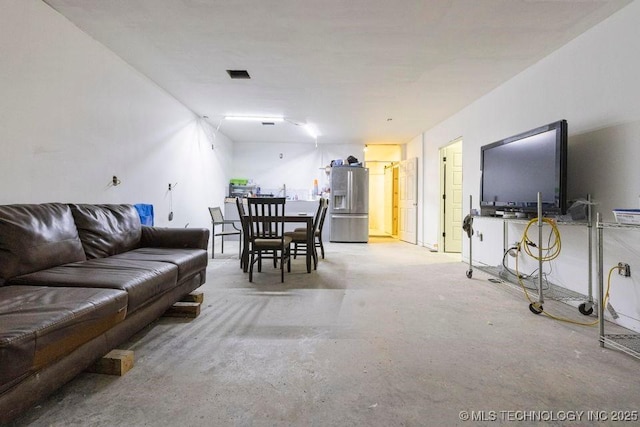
[{"xmin": 224, "ymin": 199, "xmax": 330, "ymax": 240}]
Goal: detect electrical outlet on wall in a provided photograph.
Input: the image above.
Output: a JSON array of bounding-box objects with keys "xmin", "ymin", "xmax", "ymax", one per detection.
[{"xmin": 618, "ymin": 262, "xmax": 631, "ymax": 277}]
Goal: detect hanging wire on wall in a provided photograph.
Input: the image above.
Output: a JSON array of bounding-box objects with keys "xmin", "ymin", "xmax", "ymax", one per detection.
[
  {"xmin": 200, "ymin": 116, "xmax": 219, "ymax": 150},
  {"xmin": 167, "ymin": 182, "xmax": 177, "ymax": 221}
]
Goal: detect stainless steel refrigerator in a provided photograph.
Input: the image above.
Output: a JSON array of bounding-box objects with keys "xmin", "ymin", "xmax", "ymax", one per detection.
[{"xmin": 329, "ymin": 166, "xmax": 369, "ymax": 242}]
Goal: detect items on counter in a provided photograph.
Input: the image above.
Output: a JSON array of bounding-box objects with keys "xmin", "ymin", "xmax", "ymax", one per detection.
[
  {"xmin": 329, "ymin": 155, "xmax": 362, "ymax": 167},
  {"xmin": 228, "ymin": 177, "xmax": 330, "ymax": 201}
]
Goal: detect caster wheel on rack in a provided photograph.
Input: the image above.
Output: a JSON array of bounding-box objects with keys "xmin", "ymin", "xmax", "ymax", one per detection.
[
  {"xmin": 529, "ymin": 303, "xmax": 543, "ymax": 315},
  {"xmin": 466, "ymin": 269, "xmax": 473, "ymax": 279},
  {"xmin": 578, "ymin": 303, "xmax": 594, "ymax": 316}
]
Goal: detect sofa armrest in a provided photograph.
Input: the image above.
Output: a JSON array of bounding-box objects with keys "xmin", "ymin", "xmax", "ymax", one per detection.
[{"xmin": 140, "ymin": 227, "xmax": 209, "ymax": 250}]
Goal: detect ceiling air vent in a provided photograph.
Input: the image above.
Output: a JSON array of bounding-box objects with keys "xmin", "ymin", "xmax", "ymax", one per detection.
[{"xmin": 226, "ymin": 69, "xmax": 251, "ymax": 79}]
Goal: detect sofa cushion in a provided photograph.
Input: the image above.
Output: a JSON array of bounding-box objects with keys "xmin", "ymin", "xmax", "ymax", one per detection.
[
  {"xmin": 141, "ymin": 226, "xmax": 210, "ymax": 250},
  {"xmin": 9, "ymin": 259, "xmax": 178, "ymax": 313},
  {"xmin": 111, "ymin": 248, "xmax": 208, "ymax": 282},
  {"xmin": 0, "ymin": 285, "xmax": 127, "ymax": 392},
  {"xmin": 0, "ymin": 203, "xmax": 87, "ymax": 284},
  {"xmin": 70, "ymin": 204, "xmax": 142, "ymax": 259}
]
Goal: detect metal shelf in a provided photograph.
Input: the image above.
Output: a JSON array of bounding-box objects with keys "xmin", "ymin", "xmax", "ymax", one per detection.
[
  {"xmin": 476, "ymin": 215, "xmax": 590, "ymax": 227},
  {"xmin": 466, "ymin": 193, "xmax": 595, "ymax": 316},
  {"xmin": 597, "ymin": 215, "xmax": 640, "ymax": 360},
  {"xmin": 601, "ymin": 335, "xmax": 640, "ymax": 360},
  {"xmin": 474, "ymin": 265, "xmax": 592, "ymax": 304},
  {"xmin": 598, "ymin": 221, "xmax": 640, "ymax": 230}
]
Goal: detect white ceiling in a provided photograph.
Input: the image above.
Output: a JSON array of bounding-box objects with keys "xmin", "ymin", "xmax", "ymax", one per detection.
[{"xmin": 44, "ymin": 0, "xmax": 631, "ymax": 145}]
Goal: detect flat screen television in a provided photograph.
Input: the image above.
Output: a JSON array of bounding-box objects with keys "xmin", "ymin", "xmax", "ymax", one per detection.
[{"xmin": 480, "ymin": 120, "xmax": 568, "ymax": 216}]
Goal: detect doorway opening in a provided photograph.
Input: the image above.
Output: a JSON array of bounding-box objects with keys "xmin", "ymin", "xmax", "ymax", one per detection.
[
  {"xmin": 364, "ymin": 145, "xmax": 402, "ymax": 238},
  {"xmin": 366, "ymin": 160, "xmax": 397, "ymax": 237}
]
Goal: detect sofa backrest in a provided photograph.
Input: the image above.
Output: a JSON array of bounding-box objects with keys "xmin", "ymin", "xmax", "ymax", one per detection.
[
  {"xmin": 70, "ymin": 204, "xmax": 142, "ymax": 259},
  {"xmin": 0, "ymin": 203, "xmax": 87, "ymax": 283}
]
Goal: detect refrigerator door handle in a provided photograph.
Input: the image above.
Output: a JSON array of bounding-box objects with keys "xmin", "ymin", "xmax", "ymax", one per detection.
[
  {"xmin": 332, "ymin": 214, "xmax": 368, "ymax": 219},
  {"xmin": 348, "ymin": 170, "xmax": 352, "ymax": 211}
]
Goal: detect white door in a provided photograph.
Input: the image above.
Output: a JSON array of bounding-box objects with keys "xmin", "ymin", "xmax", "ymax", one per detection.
[
  {"xmin": 441, "ymin": 141, "xmax": 463, "ymax": 253},
  {"xmin": 384, "ymin": 164, "xmax": 394, "ymax": 235},
  {"xmin": 399, "ymin": 158, "xmax": 418, "ymax": 244}
]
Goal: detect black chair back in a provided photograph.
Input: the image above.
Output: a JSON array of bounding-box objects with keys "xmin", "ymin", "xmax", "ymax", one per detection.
[
  {"xmin": 246, "ymin": 197, "xmax": 286, "ymax": 240},
  {"xmin": 316, "ymin": 198, "xmax": 329, "ymax": 235}
]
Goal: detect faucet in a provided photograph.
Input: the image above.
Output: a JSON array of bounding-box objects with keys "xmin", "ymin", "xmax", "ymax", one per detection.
[{"xmin": 278, "ymin": 183, "xmax": 287, "ymax": 198}]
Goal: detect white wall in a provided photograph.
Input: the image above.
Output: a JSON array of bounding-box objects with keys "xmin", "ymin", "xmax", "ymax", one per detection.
[
  {"xmin": 420, "ymin": 1, "xmax": 640, "ymax": 331},
  {"xmin": 232, "ymin": 142, "xmax": 364, "ymax": 199},
  {"xmin": 0, "ymin": 0, "xmax": 233, "ymax": 230}
]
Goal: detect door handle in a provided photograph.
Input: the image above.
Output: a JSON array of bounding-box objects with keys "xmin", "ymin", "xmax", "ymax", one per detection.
[
  {"xmin": 332, "ymin": 214, "xmax": 368, "ymax": 219},
  {"xmin": 347, "ymin": 171, "xmax": 352, "ymax": 211}
]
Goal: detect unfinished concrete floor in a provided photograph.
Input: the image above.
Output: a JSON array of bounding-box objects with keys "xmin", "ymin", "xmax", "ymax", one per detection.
[{"xmin": 11, "ymin": 238, "xmax": 640, "ymax": 426}]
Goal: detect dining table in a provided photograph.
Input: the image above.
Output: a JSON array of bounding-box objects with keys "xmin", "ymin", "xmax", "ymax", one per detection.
[{"xmin": 241, "ymin": 213, "xmax": 315, "ymax": 274}]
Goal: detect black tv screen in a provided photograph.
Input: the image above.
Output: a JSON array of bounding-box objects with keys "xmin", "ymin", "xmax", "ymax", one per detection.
[{"xmin": 480, "ymin": 120, "xmax": 568, "ymax": 216}]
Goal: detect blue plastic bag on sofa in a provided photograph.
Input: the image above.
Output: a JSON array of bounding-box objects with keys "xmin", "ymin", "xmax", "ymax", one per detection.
[{"xmin": 134, "ymin": 204, "xmax": 154, "ymax": 226}]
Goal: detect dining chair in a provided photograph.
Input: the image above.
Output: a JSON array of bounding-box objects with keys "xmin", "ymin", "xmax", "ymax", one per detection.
[
  {"xmin": 292, "ymin": 197, "xmax": 329, "ymax": 260},
  {"xmin": 235, "ymin": 197, "xmax": 249, "ymax": 271},
  {"xmin": 314, "ymin": 198, "xmax": 329, "ymax": 259},
  {"xmin": 208, "ymin": 207, "xmax": 242, "ymax": 259},
  {"xmin": 286, "ymin": 197, "xmax": 328, "ymax": 269},
  {"xmin": 246, "ymin": 197, "xmax": 292, "ymax": 282}
]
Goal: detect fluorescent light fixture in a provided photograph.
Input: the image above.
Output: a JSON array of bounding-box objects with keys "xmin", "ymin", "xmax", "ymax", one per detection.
[{"xmin": 224, "ymin": 115, "xmax": 284, "ymax": 122}]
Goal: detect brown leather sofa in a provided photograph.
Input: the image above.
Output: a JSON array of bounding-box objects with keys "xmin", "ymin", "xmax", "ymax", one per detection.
[{"xmin": 0, "ymin": 203, "xmax": 209, "ymax": 423}]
